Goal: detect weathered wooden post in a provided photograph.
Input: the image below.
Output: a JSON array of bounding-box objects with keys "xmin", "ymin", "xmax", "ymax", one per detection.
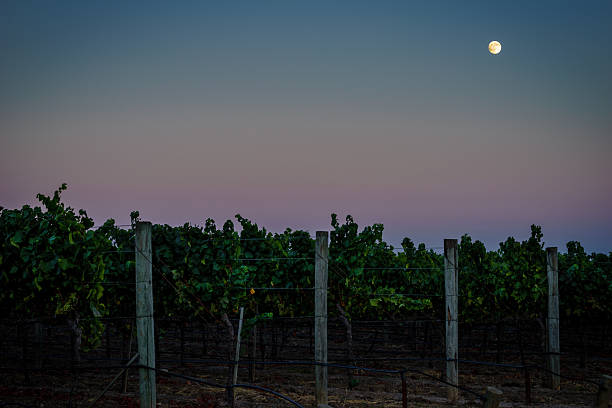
[
  {"xmin": 401, "ymin": 371, "xmax": 407, "ymax": 408},
  {"xmin": 315, "ymin": 231, "xmax": 329, "ymax": 406},
  {"xmin": 546, "ymin": 247, "xmax": 560, "ymax": 390},
  {"xmin": 68, "ymin": 315, "xmax": 82, "ymax": 375},
  {"xmin": 595, "ymin": 375, "xmax": 612, "ymax": 408},
  {"xmin": 233, "ymin": 307, "xmax": 245, "ymax": 386},
  {"xmin": 444, "ymin": 239, "xmax": 459, "ymax": 402},
  {"xmin": 524, "ymin": 367, "xmax": 532, "ymax": 404},
  {"xmin": 135, "ymin": 221, "xmax": 156, "ymax": 408},
  {"xmin": 483, "ymin": 386, "xmax": 503, "ymax": 408}
]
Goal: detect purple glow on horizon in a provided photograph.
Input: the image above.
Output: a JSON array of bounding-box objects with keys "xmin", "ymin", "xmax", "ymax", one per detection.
[{"xmin": 1, "ymin": 1, "xmax": 611, "ymax": 252}]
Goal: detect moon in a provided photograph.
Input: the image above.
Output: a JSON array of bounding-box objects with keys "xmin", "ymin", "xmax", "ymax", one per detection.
[{"xmin": 488, "ymin": 41, "xmax": 501, "ymax": 55}]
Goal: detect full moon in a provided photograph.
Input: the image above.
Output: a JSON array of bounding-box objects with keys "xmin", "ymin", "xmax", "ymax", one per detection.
[{"xmin": 488, "ymin": 41, "xmax": 502, "ymax": 55}]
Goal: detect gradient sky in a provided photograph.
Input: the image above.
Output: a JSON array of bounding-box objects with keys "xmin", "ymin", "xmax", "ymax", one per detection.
[{"xmin": 2, "ymin": 1, "xmax": 612, "ymax": 252}]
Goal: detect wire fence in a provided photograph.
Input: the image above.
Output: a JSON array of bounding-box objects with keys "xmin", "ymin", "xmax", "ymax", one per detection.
[
  {"xmin": 2, "ymin": 237, "xmax": 611, "ymax": 406},
  {"xmin": 1, "ymin": 313, "xmax": 610, "ymax": 407}
]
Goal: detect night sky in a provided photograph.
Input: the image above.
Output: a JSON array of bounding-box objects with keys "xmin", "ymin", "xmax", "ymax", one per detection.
[{"xmin": 2, "ymin": 1, "xmax": 611, "ymax": 251}]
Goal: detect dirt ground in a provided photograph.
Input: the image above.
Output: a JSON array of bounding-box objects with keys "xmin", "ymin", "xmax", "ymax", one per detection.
[
  {"xmin": 1, "ymin": 319, "xmax": 610, "ymax": 407},
  {"xmin": 0, "ymin": 360, "xmax": 608, "ymax": 407}
]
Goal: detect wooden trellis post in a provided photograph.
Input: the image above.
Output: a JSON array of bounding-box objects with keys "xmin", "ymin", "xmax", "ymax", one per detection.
[
  {"xmin": 233, "ymin": 307, "xmax": 245, "ymax": 386},
  {"xmin": 135, "ymin": 221, "xmax": 156, "ymax": 408},
  {"xmin": 546, "ymin": 247, "xmax": 560, "ymax": 390},
  {"xmin": 315, "ymin": 231, "xmax": 329, "ymax": 406},
  {"xmin": 444, "ymin": 239, "xmax": 459, "ymax": 402},
  {"xmin": 483, "ymin": 386, "xmax": 503, "ymax": 408},
  {"xmin": 595, "ymin": 375, "xmax": 612, "ymax": 408}
]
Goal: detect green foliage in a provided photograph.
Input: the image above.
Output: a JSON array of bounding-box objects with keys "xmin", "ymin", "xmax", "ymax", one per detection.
[
  {"xmin": 94, "ymin": 218, "xmax": 135, "ymax": 333},
  {"xmin": 559, "ymin": 241, "xmax": 612, "ymax": 320},
  {"xmin": 2, "ymin": 187, "xmax": 611, "ymax": 348},
  {"xmin": 145, "ymin": 214, "xmax": 315, "ymax": 321},
  {"xmin": 235, "ymin": 215, "xmax": 314, "ymax": 317},
  {"xmin": 0, "ymin": 184, "xmax": 108, "ymax": 346},
  {"xmin": 150, "ymin": 219, "xmax": 242, "ymax": 317},
  {"xmin": 329, "ymin": 214, "xmax": 439, "ymax": 320},
  {"xmin": 495, "ymin": 225, "xmax": 547, "ymax": 319},
  {"xmin": 459, "ymin": 234, "xmax": 498, "ymax": 321},
  {"xmin": 460, "ymin": 225, "xmax": 547, "ymax": 321}
]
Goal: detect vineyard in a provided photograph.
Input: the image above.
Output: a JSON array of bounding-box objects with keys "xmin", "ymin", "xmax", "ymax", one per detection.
[{"xmin": 1, "ymin": 185, "xmax": 612, "ymax": 407}]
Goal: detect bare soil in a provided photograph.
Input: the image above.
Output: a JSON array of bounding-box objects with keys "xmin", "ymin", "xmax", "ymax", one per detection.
[{"xmin": 1, "ymin": 318, "xmax": 610, "ymax": 407}]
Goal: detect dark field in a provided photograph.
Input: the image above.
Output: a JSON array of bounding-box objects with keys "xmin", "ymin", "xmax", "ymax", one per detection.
[{"xmin": 1, "ymin": 317, "xmax": 611, "ymax": 407}]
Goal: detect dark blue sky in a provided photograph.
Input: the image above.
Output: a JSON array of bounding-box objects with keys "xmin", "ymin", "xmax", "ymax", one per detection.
[{"xmin": 2, "ymin": 1, "xmax": 612, "ymax": 251}]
